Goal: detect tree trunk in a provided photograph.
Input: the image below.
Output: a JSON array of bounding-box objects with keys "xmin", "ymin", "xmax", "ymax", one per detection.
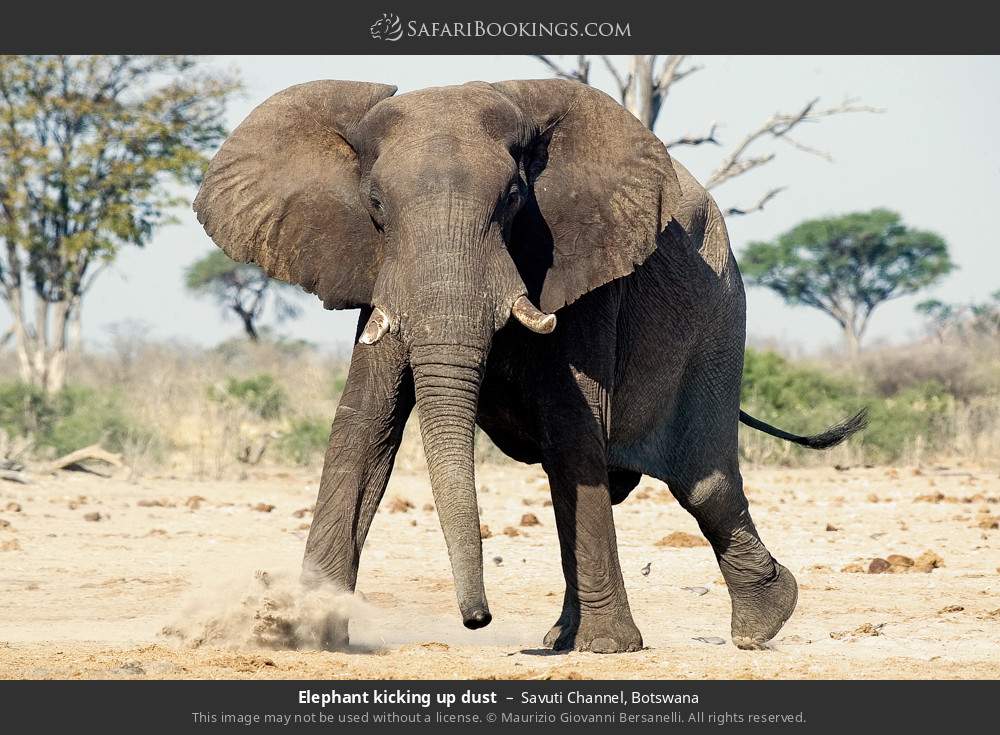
[
  {"xmin": 843, "ymin": 325, "xmax": 862, "ymax": 360},
  {"xmin": 624, "ymin": 55, "xmax": 655, "ymax": 129},
  {"xmin": 234, "ymin": 307, "xmax": 259, "ymax": 341},
  {"xmin": 5, "ymin": 286, "xmax": 72, "ymax": 394}
]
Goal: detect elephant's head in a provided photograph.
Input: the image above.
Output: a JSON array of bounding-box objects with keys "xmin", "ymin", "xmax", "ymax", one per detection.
[{"xmin": 193, "ymin": 79, "xmax": 681, "ymax": 630}]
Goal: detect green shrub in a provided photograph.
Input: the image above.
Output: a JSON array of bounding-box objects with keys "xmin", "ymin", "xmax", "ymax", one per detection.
[
  {"xmin": 0, "ymin": 382, "xmax": 157, "ymax": 456},
  {"xmin": 859, "ymin": 381, "xmax": 955, "ymax": 463},
  {"xmin": 277, "ymin": 417, "xmax": 330, "ymax": 466},
  {"xmin": 211, "ymin": 374, "xmax": 287, "ymax": 419}
]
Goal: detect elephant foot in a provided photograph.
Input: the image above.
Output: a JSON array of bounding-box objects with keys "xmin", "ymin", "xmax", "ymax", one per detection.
[
  {"xmin": 543, "ymin": 609, "xmax": 576, "ymax": 648},
  {"xmin": 727, "ymin": 561, "xmax": 798, "ymax": 650},
  {"xmin": 319, "ymin": 613, "xmax": 351, "ymax": 652},
  {"xmin": 549, "ymin": 611, "xmax": 643, "ymax": 654}
]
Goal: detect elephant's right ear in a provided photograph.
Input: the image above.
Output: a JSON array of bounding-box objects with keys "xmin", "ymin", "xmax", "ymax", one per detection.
[{"xmin": 193, "ymin": 80, "xmax": 396, "ymax": 310}]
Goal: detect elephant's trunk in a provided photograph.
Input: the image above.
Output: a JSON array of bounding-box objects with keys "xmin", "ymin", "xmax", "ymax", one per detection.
[{"xmin": 410, "ymin": 342, "xmax": 490, "ymax": 629}]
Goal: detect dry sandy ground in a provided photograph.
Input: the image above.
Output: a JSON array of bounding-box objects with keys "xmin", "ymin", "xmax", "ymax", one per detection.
[{"xmin": 1, "ymin": 461, "xmax": 998, "ymax": 680}]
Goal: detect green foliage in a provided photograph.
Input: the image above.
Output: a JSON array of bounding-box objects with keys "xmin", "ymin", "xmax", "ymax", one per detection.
[
  {"xmin": 185, "ymin": 250, "xmax": 302, "ymax": 340},
  {"xmin": 0, "ymin": 55, "xmax": 241, "ymax": 308},
  {"xmin": 742, "ymin": 210, "xmax": 954, "ymax": 347},
  {"xmin": 0, "ymin": 382, "xmax": 156, "ymax": 456},
  {"xmin": 210, "ymin": 374, "xmax": 287, "ymax": 420},
  {"xmin": 277, "ymin": 417, "xmax": 330, "ymax": 466},
  {"xmin": 741, "ymin": 349, "xmax": 858, "ymax": 415},
  {"xmin": 861, "ymin": 381, "xmax": 955, "ymax": 462},
  {"xmin": 741, "ymin": 348, "xmax": 968, "ymax": 464}
]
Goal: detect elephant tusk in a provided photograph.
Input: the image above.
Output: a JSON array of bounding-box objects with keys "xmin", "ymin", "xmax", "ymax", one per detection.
[
  {"xmin": 359, "ymin": 307, "xmax": 391, "ymax": 345},
  {"xmin": 511, "ymin": 295, "xmax": 556, "ymax": 335}
]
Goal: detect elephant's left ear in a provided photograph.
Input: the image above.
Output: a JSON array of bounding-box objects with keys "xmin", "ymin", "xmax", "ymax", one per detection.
[{"xmin": 492, "ymin": 79, "xmax": 683, "ymax": 313}]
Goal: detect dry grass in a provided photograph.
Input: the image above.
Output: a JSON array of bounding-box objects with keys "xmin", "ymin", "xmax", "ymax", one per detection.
[{"xmin": 0, "ymin": 332, "xmax": 997, "ymax": 479}]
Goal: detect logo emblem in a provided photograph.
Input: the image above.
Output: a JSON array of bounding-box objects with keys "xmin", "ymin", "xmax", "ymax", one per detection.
[{"xmin": 370, "ymin": 12, "xmax": 403, "ymax": 41}]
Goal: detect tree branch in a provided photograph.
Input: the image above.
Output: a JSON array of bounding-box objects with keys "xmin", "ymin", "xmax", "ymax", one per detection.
[
  {"xmin": 706, "ymin": 97, "xmax": 882, "ymax": 190},
  {"xmin": 665, "ymin": 122, "xmax": 720, "ymax": 149},
  {"xmin": 531, "ymin": 55, "xmax": 589, "ymax": 83},
  {"xmin": 599, "ymin": 55, "xmax": 629, "ymax": 100},
  {"xmin": 723, "ymin": 187, "xmax": 787, "ymax": 217}
]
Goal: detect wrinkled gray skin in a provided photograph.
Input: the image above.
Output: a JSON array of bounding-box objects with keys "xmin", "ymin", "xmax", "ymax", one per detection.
[{"xmin": 194, "ymin": 79, "xmax": 865, "ymax": 653}]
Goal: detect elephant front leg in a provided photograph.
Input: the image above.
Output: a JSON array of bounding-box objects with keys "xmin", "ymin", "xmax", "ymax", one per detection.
[
  {"xmin": 542, "ymin": 438, "xmax": 642, "ymax": 654},
  {"xmin": 302, "ymin": 333, "xmax": 413, "ymax": 649}
]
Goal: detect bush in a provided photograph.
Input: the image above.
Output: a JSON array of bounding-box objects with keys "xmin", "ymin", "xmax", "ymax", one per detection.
[
  {"xmin": 0, "ymin": 382, "xmax": 157, "ymax": 456},
  {"xmin": 211, "ymin": 374, "xmax": 287, "ymax": 419},
  {"xmin": 277, "ymin": 417, "xmax": 330, "ymax": 465},
  {"xmin": 860, "ymin": 381, "xmax": 955, "ymax": 463}
]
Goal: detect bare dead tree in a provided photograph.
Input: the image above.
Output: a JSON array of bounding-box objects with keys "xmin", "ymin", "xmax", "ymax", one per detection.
[{"xmin": 533, "ymin": 55, "xmax": 881, "ymax": 217}]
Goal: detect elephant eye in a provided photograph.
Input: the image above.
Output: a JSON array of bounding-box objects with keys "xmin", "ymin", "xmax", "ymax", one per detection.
[{"xmin": 369, "ymin": 193, "xmax": 384, "ymax": 212}]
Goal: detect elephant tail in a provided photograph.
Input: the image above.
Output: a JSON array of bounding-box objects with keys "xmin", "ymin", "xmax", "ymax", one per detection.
[{"xmin": 738, "ymin": 408, "xmax": 869, "ymax": 450}]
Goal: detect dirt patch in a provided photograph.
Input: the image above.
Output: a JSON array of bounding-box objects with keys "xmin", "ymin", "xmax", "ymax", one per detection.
[
  {"xmin": 1, "ymin": 464, "xmax": 998, "ymax": 679},
  {"xmin": 655, "ymin": 531, "xmax": 709, "ymax": 548}
]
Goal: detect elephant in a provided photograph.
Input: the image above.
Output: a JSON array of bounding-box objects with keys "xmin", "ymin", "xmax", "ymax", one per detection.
[{"xmin": 193, "ymin": 78, "xmax": 867, "ymax": 653}]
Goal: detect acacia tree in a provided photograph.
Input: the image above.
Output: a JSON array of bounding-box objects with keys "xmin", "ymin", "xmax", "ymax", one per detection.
[
  {"xmin": 917, "ymin": 291, "xmax": 1000, "ymax": 342},
  {"xmin": 533, "ymin": 55, "xmax": 879, "ymax": 216},
  {"xmin": 0, "ymin": 55, "xmax": 240, "ymax": 393},
  {"xmin": 741, "ymin": 209, "xmax": 954, "ymax": 357},
  {"xmin": 185, "ymin": 250, "xmax": 302, "ymax": 342}
]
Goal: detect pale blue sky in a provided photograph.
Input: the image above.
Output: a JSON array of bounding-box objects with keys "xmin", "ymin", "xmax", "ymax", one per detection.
[{"xmin": 33, "ymin": 55, "xmax": 1000, "ymax": 353}]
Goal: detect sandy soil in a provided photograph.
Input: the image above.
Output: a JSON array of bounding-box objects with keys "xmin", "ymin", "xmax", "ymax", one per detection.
[{"xmin": 1, "ymin": 462, "xmax": 998, "ymax": 680}]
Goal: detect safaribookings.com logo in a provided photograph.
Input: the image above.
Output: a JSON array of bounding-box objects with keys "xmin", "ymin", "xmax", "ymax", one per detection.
[{"xmin": 370, "ymin": 13, "xmax": 631, "ymax": 42}]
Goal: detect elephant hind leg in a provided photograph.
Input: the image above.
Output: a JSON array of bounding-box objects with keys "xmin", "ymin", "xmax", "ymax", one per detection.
[
  {"xmin": 654, "ymin": 357, "xmax": 797, "ymax": 649},
  {"xmin": 666, "ymin": 463, "xmax": 797, "ymax": 649}
]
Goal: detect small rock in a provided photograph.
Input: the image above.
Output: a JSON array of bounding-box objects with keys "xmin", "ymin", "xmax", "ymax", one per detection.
[
  {"xmin": 825, "ymin": 523, "xmax": 839, "ymax": 532},
  {"xmin": 291, "ymin": 507, "xmax": 312, "ymax": 518},
  {"xmin": 938, "ymin": 605, "xmax": 964, "ymax": 614},
  {"xmin": 0, "ymin": 519, "xmax": 10, "ymax": 530},
  {"xmin": 693, "ymin": 636, "xmax": 726, "ymax": 645},
  {"xmin": 867, "ymin": 558, "xmax": 891, "ymax": 574},
  {"xmin": 914, "ymin": 550, "xmax": 944, "ymax": 573},
  {"xmin": 5, "ymin": 502, "xmax": 22, "ymax": 513},
  {"xmin": 682, "ymin": 586, "xmax": 709, "ymax": 596},
  {"xmin": 886, "ymin": 554, "xmax": 914, "ymax": 569},
  {"xmin": 185, "ymin": 496, "xmax": 206, "ymax": 510},
  {"xmin": 640, "ymin": 563, "xmax": 651, "ymax": 576},
  {"xmin": 0, "ymin": 539, "xmax": 20, "ymax": 552},
  {"xmin": 480, "ymin": 523, "xmax": 492, "ymax": 539},
  {"xmin": 502, "ymin": 526, "xmax": 520, "ymax": 537},
  {"xmin": 386, "ymin": 497, "xmax": 414, "ymax": 513},
  {"xmin": 422, "ymin": 503, "xmax": 434, "ymax": 512},
  {"xmin": 492, "ymin": 556, "xmax": 503, "ymax": 566},
  {"xmin": 251, "ymin": 503, "xmax": 275, "ymax": 513},
  {"xmin": 520, "ymin": 513, "xmax": 541, "ymax": 527},
  {"xmin": 83, "ymin": 512, "xmax": 103, "ymax": 522}
]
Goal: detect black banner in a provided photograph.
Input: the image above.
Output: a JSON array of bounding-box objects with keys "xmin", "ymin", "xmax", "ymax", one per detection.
[
  {"xmin": 0, "ymin": 680, "xmax": 995, "ymax": 732},
  {"xmin": 2, "ymin": 0, "xmax": 999, "ymax": 53}
]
